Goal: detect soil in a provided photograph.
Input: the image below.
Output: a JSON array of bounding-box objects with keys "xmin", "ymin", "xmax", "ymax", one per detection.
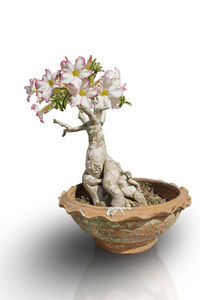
[
  {"xmin": 76, "ymin": 182, "xmax": 166, "ymax": 207},
  {"xmin": 140, "ymin": 182, "xmax": 166, "ymax": 205}
]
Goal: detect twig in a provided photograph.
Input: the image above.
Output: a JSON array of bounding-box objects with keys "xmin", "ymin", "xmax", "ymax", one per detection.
[{"xmin": 53, "ymin": 119, "xmax": 87, "ymax": 137}]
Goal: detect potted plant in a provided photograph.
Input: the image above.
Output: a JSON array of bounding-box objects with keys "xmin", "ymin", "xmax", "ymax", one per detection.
[{"xmin": 25, "ymin": 55, "xmax": 191, "ymax": 254}]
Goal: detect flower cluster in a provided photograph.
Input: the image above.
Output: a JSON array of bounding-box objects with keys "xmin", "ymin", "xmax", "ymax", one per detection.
[{"xmin": 25, "ymin": 56, "xmax": 130, "ymax": 122}]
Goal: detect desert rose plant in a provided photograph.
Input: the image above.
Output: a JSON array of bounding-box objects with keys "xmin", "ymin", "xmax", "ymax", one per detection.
[{"xmin": 25, "ymin": 55, "xmax": 147, "ymax": 207}]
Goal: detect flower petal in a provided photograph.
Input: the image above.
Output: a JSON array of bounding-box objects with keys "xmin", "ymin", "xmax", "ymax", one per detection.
[
  {"xmin": 67, "ymin": 84, "xmax": 78, "ymax": 96},
  {"xmin": 104, "ymin": 70, "xmax": 114, "ymax": 78},
  {"xmin": 45, "ymin": 69, "xmax": 52, "ymax": 81},
  {"xmin": 29, "ymin": 79, "xmax": 34, "ymax": 88},
  {"xmin": 95, "ymin": 96, "xmax": 111, "ymax": 109},
  {"xmin": 61, "ymin": 60, "xmax": 74, "ymax": 71},
  {"xmin": 71, "ymin": 76, "xmax": 82, "ymax": 89},
  {"xmin": 108, "ymin": 85, "xmax": 123, "ymax": 99},
  {"xmin": 31, "ymin": 104, "xmax": 38, "ymax": 111},
  {"xmin": 74, "ymin": 56, "xmax": 85, "ymax": 71},
  {"xmin": 101, "ymin": 76, "xmax": 113, "ymax": 89},
  {"xmin": 24, "ymin": 86, "xmax": 29, "ymax": 93},
  {"xmin": 86, "ymin": 87, "xmax": 98, "ymax": 98},
  {"xmin": 42, "ymin": 88, "xmax": 52, "ymax": 102},
  {"xmin": 103, "ymin": 96, "xmax": 112, "ymax": 109},
  {"xmin": 97, "ymin": 85, "xmax": 103, "ymax": 95},
  {"xmin": 81, "ymin": 79, "xmax": 90, "ymax": 91},
  {"xmin": 122, "ymin": 83, "xmax": 127, "ymax": 91},
  {"xmin": 61, "ymin": 72, "xmax": 73, "ymax": 84},
  {"xmin": 36, "ymin": 92, "xmax": 43, "ymax": 104},
  {"xmin": 52, "ymin": 71, "xmax": 60, "ymax": 81},
  {"xmin": 35, "ymin": 79, "xmax": 49, "ymax": 92},
  {"xmin": 26, "ymin": 95, "xmax": 31, "ymax": 102},
  {"xmin": 71, "ymin": 95, "xmax": 82, "ymax": 107},
  {"xmin": 81, "ymin": 96, "xmax": 92, "ymax": 109},
  {"xmin": 95, "ymin": 96, "xmax": 104, "ymax": 109},
  {"xmin": 110, "ymin": 98, "xmax": 120, "ymax": 109},
  {"xmin": 79, "ymin": 69, "xmax": 92, "ymax": 79},
  {"xmin": 114, "ymin": 67, "xmax": 120, "ymax": 80},
  {"xmin": 36, "ymin": 111, "xmax": 44, "ymax": 123},
  {"xmin": 24, "ymin": 80, "xmax": 34, "ymax": 102}
]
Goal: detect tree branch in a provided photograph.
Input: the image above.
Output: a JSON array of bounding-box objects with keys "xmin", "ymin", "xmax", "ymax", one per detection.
[
  {"xmin": 53, "ymin": 119, "xmax": 87, "ymax": 137},
  {"xmin": 78, "ymin": 110, "xmax": 88, "ymax": 124},
  {"xmin": 100, "ymin": 110, "xmax": 106, "ymax": 125},
  {"xmin": 93, "ymin": 109, "xmax": 106, "ymax": 125},
  {"xmin": 79, "ymin": 106, "xmax": 97, "ymax": 124}
]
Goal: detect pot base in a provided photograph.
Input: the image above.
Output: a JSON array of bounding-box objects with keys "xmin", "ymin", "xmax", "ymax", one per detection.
[{"xmin": 94, "ymin": 237, "xmax": 158, "ymax": 254}]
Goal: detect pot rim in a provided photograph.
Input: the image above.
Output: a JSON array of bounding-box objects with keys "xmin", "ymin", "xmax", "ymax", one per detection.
[{"xmin": 59, "ymin": 178, "xmax": 191, "ymax": 222}]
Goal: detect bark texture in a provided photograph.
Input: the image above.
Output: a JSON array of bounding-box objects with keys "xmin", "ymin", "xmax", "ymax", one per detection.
[{"xmin": 54, "ymin": 108, "xmax": 147, "ymax": 207}]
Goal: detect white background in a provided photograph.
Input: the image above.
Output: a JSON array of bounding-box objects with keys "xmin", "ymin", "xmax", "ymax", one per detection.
[{"xmin": 1, "ymin": 0, "xmax": 200, "ymax": 299}]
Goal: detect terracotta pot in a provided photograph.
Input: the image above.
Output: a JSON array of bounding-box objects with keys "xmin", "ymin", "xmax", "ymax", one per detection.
[{"xmin": 59, "ymin": 178, "xmax": 191, "ymax": 254}]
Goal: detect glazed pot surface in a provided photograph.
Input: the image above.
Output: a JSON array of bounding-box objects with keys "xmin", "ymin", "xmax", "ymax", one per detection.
[{"xmin": 59, "ymin": 179, "xmax": 191, "ymax": 254}]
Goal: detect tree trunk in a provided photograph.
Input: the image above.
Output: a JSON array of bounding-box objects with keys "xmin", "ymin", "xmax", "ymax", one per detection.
[
  {"xmin": 82, "ymin": 113, "xmax": 146, "ymax": 207},
  {"xmin": 54, "ymin": 109, "xmax": 147, "ymax": 207},
  {"xmin": 82, "ymin": 123, "xmax": 108, "ymax": 205}
]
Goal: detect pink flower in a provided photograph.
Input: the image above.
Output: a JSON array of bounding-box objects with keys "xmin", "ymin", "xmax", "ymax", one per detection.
[
  {"xmin": 67, "ymin": 79, "xmax": 97, "ymax": 108},
  {"xmin": 35, "ymin": 92, "xmax": 43, "ymax": 104},
  {"xmin": 105, "ymin": 67, "xmax": 127, "ymax": 91},
  {"xmin": 95, "ymin": 76, "xmax": 123, "ymax": 109},
  {"xmin": 24, "ymin": 79, "xmax": 35, "ymax": 102},
  {"xmin": 61, "ymin": 56, "xmax": 92, "ymax": 88},
  {"xmin": 31, "ymin": 103, "xmax": 44, "ymax": 122},
  {"xmin": 105, "ymin": 67, "xmax": 121, "ymax": 84},
  {"xmin": 31, "ymin": 104, "xmax": 38, "ymax": 111},
  {"xmin": 36, "ymin": 111, "xmax": 44, "ymax": 123},
  {"xmin": 35, "ymin": 69, "xmax": 60, "ymax": 102}
]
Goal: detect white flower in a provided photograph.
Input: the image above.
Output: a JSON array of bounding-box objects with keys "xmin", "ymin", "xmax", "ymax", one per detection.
[
  {"xmin": 95, "ymin": 76, "xmax": 123, "ymax": 109},
  {"xmin": 67, "ymin": 79, "xmax": 97, "ymax": 109},
  {"xmin": 35, "ymin": 69, "xmax": 60, "ymax": 102},
  {"xmin": 36, "ymin": 111, "xmax": 44, "ymax": 123},
  {"xmin": 36, "ymin": 92, "xmax": 43, "ymax": 104},
  {"xmin": 31, "ymin": 104, "xmax": 38, "ymax": 111},
  {"xmin": 31, "ymin": 104, "xmax": 44, "ymax": 123},
  {"xmin": 105, "ymin": 67, "xmax": 121, "ymax": 85},
  {"xmin": 61, "ymin": 56, "xmax": 92, "ymax": 88},
  {"xmin": 24, "ymin": 79, "xmax": 35, "ymax": 102},
  {"xmin": 105, "ymin": 67, "xmax": 127, "ymax": 91},
  {"xmin": 94, "ymin": 95, "xmax": 111, "ymax": 110}
]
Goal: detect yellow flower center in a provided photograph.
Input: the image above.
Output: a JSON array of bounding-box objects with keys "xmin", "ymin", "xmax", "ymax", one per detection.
[
  {"xmin": 114, "ymin": 77, "xmax": 117, "ymax": 82},
  {"xmin": 48, "ymin": 80, "xmax": 54, "ymax": 87},
  {"xmin": 79, "ymin": 90, "xmax": 86, "ymax": 96},
  {"xmin": 101, "ymin": 89, "xmax": 108, "ymax": 96},
  {"xmin": 72, "ymin": 70, "xmax": 79, "ymax": 77}
]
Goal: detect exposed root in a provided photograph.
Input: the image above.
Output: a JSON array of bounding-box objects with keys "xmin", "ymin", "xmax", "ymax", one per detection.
[
  {"xmin": 83, "ymin": 155, "xmax": 147, "ymax": 207},
  {"xmin": 82, "ymin": 172, "xmax": 109, "ymax": 206},
  {"xmin": 103, "ymin": 157, "xmax": 127, "ymax": 207}
]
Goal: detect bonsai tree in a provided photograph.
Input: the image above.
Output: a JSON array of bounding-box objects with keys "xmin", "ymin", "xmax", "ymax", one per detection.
[{"xmin": 25, "ymin": 55, "xmax": 147, "ymax": 207}]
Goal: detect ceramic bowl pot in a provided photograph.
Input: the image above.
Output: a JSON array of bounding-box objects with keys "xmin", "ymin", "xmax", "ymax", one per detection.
[{"xmin": 59, "ymin": 178, "xmax": 191, "ymax": 254}]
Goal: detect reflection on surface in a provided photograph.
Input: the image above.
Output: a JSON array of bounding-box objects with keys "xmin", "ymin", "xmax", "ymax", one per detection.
[
  {"xmin": 10, "ymin": 217, "xmax": 178, "ymax": 300},
  {"xmin": 74, "ymin": 245, "xmax": 178, "ymax": 300}
]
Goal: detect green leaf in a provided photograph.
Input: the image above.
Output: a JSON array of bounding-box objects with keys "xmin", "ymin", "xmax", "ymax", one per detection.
[
  {"xmin": 118, "ymin": 96, "xmax": 132, "ymax": 108},
  {"xmin": 89, "ymin": 58, "xmax": 104, "ymax": 77},
  {"xmin": 39, "ymin": 103, "xmax": 55, "ymax": 114},
  {"xmin": 125, "ymin": 101, "xmax": 132, "ymax": 106},
  {"xmin": 49, "ymin": 87, "xmax": 71, "ymax": 112}
]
